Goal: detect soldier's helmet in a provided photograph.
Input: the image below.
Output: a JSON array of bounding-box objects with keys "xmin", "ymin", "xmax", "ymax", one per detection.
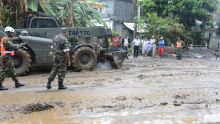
[
  {"xmin": 4, "ymin": 26, "xmax": 15, "ymax": 33},
  {"xmin": 61, "ymin": 27, "xmax": 68, "ymax": 33}
]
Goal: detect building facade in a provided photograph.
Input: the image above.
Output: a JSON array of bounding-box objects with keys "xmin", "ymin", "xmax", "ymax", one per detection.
[
  {"xmin": 209, "ymin": 12, "xmax": 220, "ymax": 49},
  {"xmin": 92, "ymin": 0, "xmax": 137, "ymax": 38}
]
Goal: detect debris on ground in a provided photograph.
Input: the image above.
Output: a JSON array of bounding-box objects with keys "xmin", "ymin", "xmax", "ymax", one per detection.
[
  {"xmin": 160, "ymin": 102, "xmax": 168, "ymax": 106},
  {"xmin": 192, "ymin": 53, "xmax": 203, "ymax": 59},
  {"xmin": 115, "ymin": 96, "xmax": 127, "ymax": 101},
  {"xmin": 173, "ymin": 101, "xmax": 182, "ymax": 106},
  {"xmin": 20, "ymin": 103, "xmax": 54, "ymax": 114}
]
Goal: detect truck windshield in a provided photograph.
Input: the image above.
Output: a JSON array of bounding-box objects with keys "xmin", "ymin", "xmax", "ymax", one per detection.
[{"xmin": 30, "ymin": 18, "xmax": 58, "ymax": 28}]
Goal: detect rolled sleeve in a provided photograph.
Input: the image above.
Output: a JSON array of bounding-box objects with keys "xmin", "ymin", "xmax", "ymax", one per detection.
[
  {"xmin": 5, "ymin": 41, "xmax": 20, "ymax": 50},
  {"xmin": 62, "ymin": 37, "xmax": 70, "ymax": 53}
]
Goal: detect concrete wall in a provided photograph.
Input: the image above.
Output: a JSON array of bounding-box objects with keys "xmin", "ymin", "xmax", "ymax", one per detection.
[
  {"xmin": 98, "ymin": 0, "xmax": 136, "ymax": 37},
  {"xmin": 210, "ymin": 12, "xmax": 220, "ymax": 49},
  {"xmin": 99, "ymin": 0, "xmax": 135, "ymax": 22},
  {"xmin": 210, "ymin": 34, "xmax": 220, "ymax": 49},
  {"xmin": 114, "ymin": 0, "xmax": 136, "ymax": 22},
  {"xmin": 99, "ymin": 0, "xmax": 115, "ymax": 19}
]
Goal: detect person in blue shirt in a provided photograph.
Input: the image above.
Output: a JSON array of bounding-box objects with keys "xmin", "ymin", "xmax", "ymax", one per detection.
[{"xmin": 158, "ymin": 37, "xmax": 165, "ymax": 57}]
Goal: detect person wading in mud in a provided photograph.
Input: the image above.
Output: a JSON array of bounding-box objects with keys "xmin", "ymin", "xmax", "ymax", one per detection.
[
  {"xmin": 46, "ymin": 28, "xmax": 71, "ymax": 90},
  {"xmin": 0, "ymin": 26, "xmax": 25, "ymax": 90},
  {"xmin": 176, "ymin": 37, "xmax": 184, "ymax": 60}
]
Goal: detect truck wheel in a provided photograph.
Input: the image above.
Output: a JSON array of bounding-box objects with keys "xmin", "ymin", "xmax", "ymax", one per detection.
[
  {"xmin": 13, "ymin": 49, "xmax": 32, "ymax": 76},
  {"xmin": 71, "ymin": 47, "xmax": 97, "ymax": 71}
]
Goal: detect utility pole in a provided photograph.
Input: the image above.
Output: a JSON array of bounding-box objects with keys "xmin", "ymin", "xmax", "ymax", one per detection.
[
  {"xmin": 133, "ymin": 0, "xmax": 138, "ymax": 38},
  {"xmin": 167, "ymin": 0, "xmax": 173, "ymax": 17}
]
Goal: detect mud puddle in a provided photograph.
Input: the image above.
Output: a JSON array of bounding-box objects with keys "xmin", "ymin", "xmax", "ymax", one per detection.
[
  {"xmin": 0, "ymin": 101, "xmax": 220, "ymax": 124},
  {"xmin": 69, "ymin": 105, "xmax": 220, "ymax": 124},
  {"xmin": 1, "ymin": 110, "xmax": 66, "ymax": 124},
  {"xmin": 2, "ymin": 104, "xmax": 220, "ymax": 124}
]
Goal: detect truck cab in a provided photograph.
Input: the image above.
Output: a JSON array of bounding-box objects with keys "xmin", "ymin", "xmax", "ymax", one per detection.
[{"xmin": 16, "ymin": 17, "xmax": 112, "ymax": 40}]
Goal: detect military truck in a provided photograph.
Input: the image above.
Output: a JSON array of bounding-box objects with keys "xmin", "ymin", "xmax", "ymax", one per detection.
[{"xmin": 0, "ymin": 17, "xmax": 126, "ymax": 75}]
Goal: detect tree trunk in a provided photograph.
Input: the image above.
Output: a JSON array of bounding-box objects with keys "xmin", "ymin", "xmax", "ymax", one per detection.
[
  {"xmin": 17, "ymin": 0, "xmax": 28, "ymax": 28},
  {"xmin": 0, "ymin": 0, "xmax": 3, "ymax": 26},
  {"xmin": 64, "ymin": 0, "xmax": 75, "ymax": 27}
]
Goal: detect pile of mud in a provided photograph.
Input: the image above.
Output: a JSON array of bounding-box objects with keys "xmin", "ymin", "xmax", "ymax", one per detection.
[
  {"xmin": 20, "ymin": 103, "xmax": 54, "ymax": 114},
  {"xmin": 183, "ymin": 47, "xmax": 213, "ymax": 59}
]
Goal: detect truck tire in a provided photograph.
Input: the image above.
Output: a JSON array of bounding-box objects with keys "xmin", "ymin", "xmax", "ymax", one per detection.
[
  {"xmin": 71, "ymin": 47, "xmax": 97, "ymax": 71},
  {"xmin": 13, "ymin": 49, "xmax": 32, "ymax": 76}
]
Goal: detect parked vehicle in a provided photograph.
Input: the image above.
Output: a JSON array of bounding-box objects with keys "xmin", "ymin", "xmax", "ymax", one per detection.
[{"xmin": 0, "ymin": 17, "xmax": 126, "ymax": 75}]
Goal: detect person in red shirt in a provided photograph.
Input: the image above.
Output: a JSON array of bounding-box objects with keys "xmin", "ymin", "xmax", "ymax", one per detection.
[{"xmin": 112, "ymin": 36, "xmax": 120, "ymax": 48}]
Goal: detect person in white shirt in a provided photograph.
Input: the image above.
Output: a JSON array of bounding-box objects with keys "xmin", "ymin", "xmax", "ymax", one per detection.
[
  {"xmin": 132, "ymin": 37, "xmax": 140, "ymax": 58},
  {"xmin": 150, "ymin": 36, "xmax": 156, "ymax": 56},
  {"xmin": 123, "ymin": 36, "xmax": 129, "ymax": 59},
  {"xmin": 123, "ymin": 36, "xmax": 129, "ymax": 50}
]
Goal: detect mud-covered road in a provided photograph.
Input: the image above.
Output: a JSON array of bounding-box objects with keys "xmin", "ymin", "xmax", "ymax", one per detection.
[{"xmin": 1, "ymin": 54, "xmax": 220, "ymax": 124}]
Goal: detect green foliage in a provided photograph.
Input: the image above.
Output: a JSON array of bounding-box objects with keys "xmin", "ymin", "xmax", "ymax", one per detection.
[
  {"xmin": 135, "ymin": 13, "xmax": 185, "ymax": 45},
  {"xmin": 2, "ymin": 5, "xmax": 15, "ymax": 27},
  {"xmin": 73, "ymin": 1, "xmax": 105, "ymax": 27},
  {"xmin": 37, "ymin": 0, "xmax": 106, "ymax": 27},
  {"xmin": 1, "ymin": 0, "xmax": 104, "ymax": 27},
  {"xmin": 140, "ymin": 0, "xmax": 170, "ymax": 17},
  {"xmin": 138, "ymin": 0, "xmax": 219, "ymax": 44},
  {"xmin": 27, "ymin": 0, "xmax": 38, "ymax": 12},
  {"xmin": 167, "ymin": 0, "xmax": 218, "ymax": 29},
  {"xmin": 87, "ymin": 0, "xmax": 100, "ymax": 2}
]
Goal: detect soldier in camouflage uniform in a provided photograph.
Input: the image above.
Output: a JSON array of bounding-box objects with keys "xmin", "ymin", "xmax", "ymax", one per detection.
[
  {"xmin": 0, "ymin": 26, "xmax": 25, "ymax": 91},
  {"xmin": 46, "ymin": 28, "xmax": 71, "ymax": 90}
]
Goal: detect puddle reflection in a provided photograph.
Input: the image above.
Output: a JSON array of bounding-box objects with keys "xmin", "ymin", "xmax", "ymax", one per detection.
[{"xmin": 1, "ymin": 106, "xmax": 220, "ymax": 124}]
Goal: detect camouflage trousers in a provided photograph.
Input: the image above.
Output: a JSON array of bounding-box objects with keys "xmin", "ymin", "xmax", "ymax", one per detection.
[
  {"xmin": 48, "ymin": 55, "xmax": 67, "ymax": 82},
  {"xmin": 176, "ymin": 48, "xmax": 183, "ymax": 59},
  {"xmin": 0, "ymin": 56, "xmax": 18, "ymax": 84}
]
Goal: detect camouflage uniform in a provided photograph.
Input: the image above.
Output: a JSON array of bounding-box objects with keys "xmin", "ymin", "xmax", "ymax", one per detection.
[
  {"xmin": 47, "ymin": 33, "xmax": 70, "ymax": 89},
  {"xmin": 0, "ymin": 37, "xmax": 24, "ymax": 90}
]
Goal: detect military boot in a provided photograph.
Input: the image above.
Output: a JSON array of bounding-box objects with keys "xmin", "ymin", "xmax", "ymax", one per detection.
[
  {"xmin": 15, "ymin": 81, "xmax": 25, "ymax": 88},
  {"xmin": 0, "ymin": 83, "xmax": 8, "ymax": 90},
  {"xmin": 46, "ymin": 80, "xmax": 52, "ymax": 89},
  {"xmin": 58, "ymin": 81, "xmax": 67, "ymax": 90}
]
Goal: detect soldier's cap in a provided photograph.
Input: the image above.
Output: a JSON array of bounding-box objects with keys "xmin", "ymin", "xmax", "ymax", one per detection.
[{"xmin": 61, "ymin": 28, "xmax": 68, "ymax": 33}]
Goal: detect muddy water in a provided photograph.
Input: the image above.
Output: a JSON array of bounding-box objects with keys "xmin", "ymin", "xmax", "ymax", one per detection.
[
  {"xmin": 2, "ymin": 105, "xmax": 220, "ymax": 124},
  {"xmin": 1, "ymin": 57, "xmax": 220, "ymax": 124},
  {"xmin": 2, "ymin": 110, "xmax": 62, "ymax": 124}
]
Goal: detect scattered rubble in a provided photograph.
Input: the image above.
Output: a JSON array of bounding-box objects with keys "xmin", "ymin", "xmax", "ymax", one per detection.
[{"xmin": 20, "ymin": 103, "xmax": 54, "ymax": 114}]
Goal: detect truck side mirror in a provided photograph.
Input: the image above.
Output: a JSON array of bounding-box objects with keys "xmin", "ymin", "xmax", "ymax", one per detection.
[{"xmin": 20, "ymin": 30, "xmax": 29, "ymax": 36}]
